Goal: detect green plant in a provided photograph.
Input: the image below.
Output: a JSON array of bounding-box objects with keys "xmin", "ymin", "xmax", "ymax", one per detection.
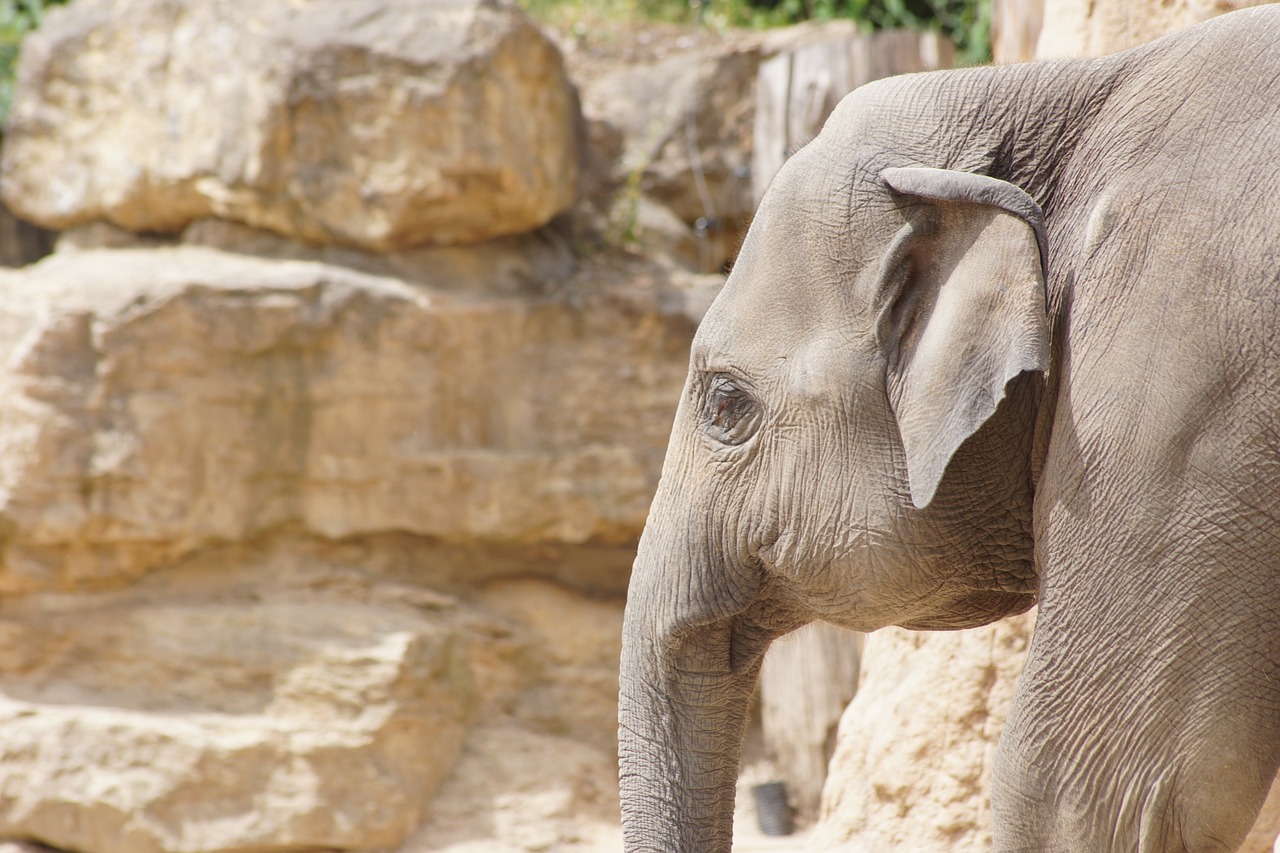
[
  {"xmin": 0, "ymin": 0, "xmax": 68, "ymax": 127},
  {"xmin": 719, "ymin": 0, "xmax": 989, "ymax": 64},
  {"xmin": 521, "ymin": 0, "xmax": 991, "ymax": 65}
]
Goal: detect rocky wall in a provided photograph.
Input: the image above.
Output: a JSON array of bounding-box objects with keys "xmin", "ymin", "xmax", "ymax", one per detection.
[{"xmin": 0, "ymin": 1, "xmax": 740, "ymax": 851}]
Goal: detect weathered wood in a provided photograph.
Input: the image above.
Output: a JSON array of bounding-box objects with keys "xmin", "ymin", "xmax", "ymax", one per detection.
[
  {"xmin": 787, "ymin": 36, "xmax": 853, "ymax": 153},
  {"xmin": 759, "ymin": 622, "xmax": 863, "ymax": 820},
  {"xmin": 991, "ymin": 0, "xmax": 1045, "ymax": 63},
  {"xmin": 752, "ymin": 29, "xmax": 955, "ymax": 203},
  {"xmin": 753, "ymin": 51, "xmax": 794, "ymax": 204}
]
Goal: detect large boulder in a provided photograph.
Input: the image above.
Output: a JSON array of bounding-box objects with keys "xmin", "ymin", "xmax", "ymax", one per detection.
[
  {"xmin": 0, "ymin": 245, "xmax": 704, "ymax": 595},
  {"xmin": 0, "ymin": 563, "xmax": 474, "ymax": 853},
  {"xmin": 403, "ymin": 579, "xmax": 627, "ymax": 853},
  {"xmin": 581, "ymin": 43, "xmax": 760, "ymax": 235},
  {"xmin": 0, "ymin": 0, "xmax": 580, "ymax": 250},
  {"xmin": 814, "ymin": 614, "xmax": 1034, "ymax": 851}
]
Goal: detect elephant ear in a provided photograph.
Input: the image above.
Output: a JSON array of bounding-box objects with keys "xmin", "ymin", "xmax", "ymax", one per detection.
[{"xmin": 876, "ymin": 167, "xmax": 1049, "ymax": 509}]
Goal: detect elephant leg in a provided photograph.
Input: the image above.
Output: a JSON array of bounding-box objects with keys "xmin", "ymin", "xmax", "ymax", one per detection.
[{"xmin": 992, "ymin": 453, "xmax": 1280, "ymax": 851}]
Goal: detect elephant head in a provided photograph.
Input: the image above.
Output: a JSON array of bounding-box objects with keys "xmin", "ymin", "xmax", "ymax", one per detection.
[{"xmin": 618, "ymin": 78, "xmax": 1053, "ymax": 852}]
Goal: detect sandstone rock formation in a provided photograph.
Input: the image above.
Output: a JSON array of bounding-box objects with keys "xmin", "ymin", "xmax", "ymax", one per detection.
[
  {"xmin": 1, "ymin": 0, "xmax": 580, "ymax": 250},
  {"xmin": 584, "ymin": 44, "xmax": 758, "ymax": 231},
  {"xmin": 0, "ymin": 534, "xmax": 634, "ymax": 853},
  {"xmin": 1038, "ymin": 0, "xmax": 1274, "ymax": 57},
  {"xmin": 0, "ymin": 246, "xmax": 705, "ymax": 596},
  {"xmin": 0, "ymin": 240, "xmax": 712, "ymax": 853},
  {"xmin": 0, "ymin": 574, "xmax": 473, "ymax": 853},
  {"xmin": 815, "ymin": 614, "xmax": 1034, "ymax": 852},
  {"xmin": 0, "ymin": 203, "xmax": 53, "ymax": 268},
  {"xmin": 580, "ymin": 40, "xmax": 760, "ymax": 273}
]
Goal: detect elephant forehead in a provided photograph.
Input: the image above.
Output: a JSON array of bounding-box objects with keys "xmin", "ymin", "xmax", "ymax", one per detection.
[
  {"xmin": 781, "ymin": 333, "xmax": 867, "ymax": 403},
  {"xmin": 692, "ymin": 143, "xmax": 872, "ymax": 378},
  {"xmin": 694, "ymin": 273, "xmax": 834, "ymax": 367}
]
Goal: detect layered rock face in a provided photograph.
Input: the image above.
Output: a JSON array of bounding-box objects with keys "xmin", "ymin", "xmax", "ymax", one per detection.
[
  {"xmin": 1, "ymin": 0, "xmax": 580, "ymax": 250},
  {"xmin": 0, "ymin": 243, "xmax": 703, "ymax": 853},
  {"xmin": 0, "ymin": 0, "xmax": 725, "ymax": 851},
  {"xmin": 0, "ymin": 246, "xmax": 695, "ymax": 594}
]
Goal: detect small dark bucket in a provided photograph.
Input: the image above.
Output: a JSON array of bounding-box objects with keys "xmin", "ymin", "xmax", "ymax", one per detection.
[{"xmin": 751, "ymin": 780, "xmax": 793, "ymax": 837}]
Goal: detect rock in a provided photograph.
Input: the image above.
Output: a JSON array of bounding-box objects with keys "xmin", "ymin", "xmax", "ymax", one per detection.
[
  {"xmin": 401, "ymin": 580, "xmax": 625, "ymax": 852},
  {"xmin": 178, "ymin": 217, "xmax": 578, "ymax": 299},
  {"xmin": 582, "ymin": 43, "xmax": 759, "ymax": 232},
  {"xmin": 474, "ymin": 579, "xmax": 625, "ymax": 748},
  {"xmin": 0, "ymin": 571, "xmax": 474, "ymax": 853},
  {"xmin": 1, "ymin": 0, "xmax": 580, "ymax": 250},
  {"xmin": 0, "ymin": 203, "xmax": 55, "ymax": 268},
  {"xmin": 401, "ymin": 726, "xmax": 623, "ymax": 853},
  {"xmin": 610, "ymin": 194, "xmax": 704, "ymax": 272},
  {"xmin": 1035, "ymin": 0, "xmax": 1272, "ymax": 58},
  {"xmin": 0, "ymin": 539, "xmax": 637, "ymax": 853},
  {"xmin": 813, "ymin": 613, "xmax": 1034, "ymax": 852},
  {"xmin": 0, "ymin": 246, "xmax": 694, "ymax": 595}
]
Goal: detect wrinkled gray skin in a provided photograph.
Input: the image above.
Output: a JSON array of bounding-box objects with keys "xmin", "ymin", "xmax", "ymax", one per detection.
[{"xmin": 618, "ymin": 8, "xmax": 1280, "ymax": 853}]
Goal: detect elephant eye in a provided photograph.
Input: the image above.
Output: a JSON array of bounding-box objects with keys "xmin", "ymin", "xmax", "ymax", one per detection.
[{"xmin": 702, "ymin": 375, "xmax": 762, "ymax": 446}]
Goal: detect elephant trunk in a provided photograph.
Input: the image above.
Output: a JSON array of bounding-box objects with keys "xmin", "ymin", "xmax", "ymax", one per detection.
[
  {"xmin": 618, "ymin": 444, "xmax": 778, "ymax": 851},
  {"xmin": 618, "ymin": 606, "xmax": 764, "ymax": 853}
]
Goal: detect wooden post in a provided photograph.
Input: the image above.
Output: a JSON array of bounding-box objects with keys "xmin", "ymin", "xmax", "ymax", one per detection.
[
  {"xmin": 759, "ymin": 623, "xmax": 864, "ymax": 820},
  {"xmin": 991, "ymin": 0, "xmax": 1045, "ymax": 63},
  {"xmin": 752, "ymin": 29, "xmax": 955, "ymax": 203}
]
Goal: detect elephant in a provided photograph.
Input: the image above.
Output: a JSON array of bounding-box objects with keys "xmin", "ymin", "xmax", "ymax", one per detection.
[{"xmin": 617, "ymin": 7, "xmax": 1280, "ymax": 853}]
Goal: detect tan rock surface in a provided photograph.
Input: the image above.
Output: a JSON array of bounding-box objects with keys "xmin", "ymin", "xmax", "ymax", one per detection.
[
  {"xmin": 0, "ymin": 246, "xmax": 697, "ymax": 595},
  {"xmin": 1, "ymin": 0, "xmax": 580, "ymax": 250},
  {"xmin": 582, "ymin": 44, "xmax": 759, "ymax": 231},
  {"xmin": 1035, "ymin": 0, "xmax": 1272, "ymax": 58},
  {"xmin": 0, "ymin": 535, "xmax": 649, "ymax": 853},
  {"xmin": 814, "ymin": 613, "xmax": 1034, "ymax": 852},
  {"xmin": 0, "ymin": 561, "xmax": 474, "ymax": 853}
]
